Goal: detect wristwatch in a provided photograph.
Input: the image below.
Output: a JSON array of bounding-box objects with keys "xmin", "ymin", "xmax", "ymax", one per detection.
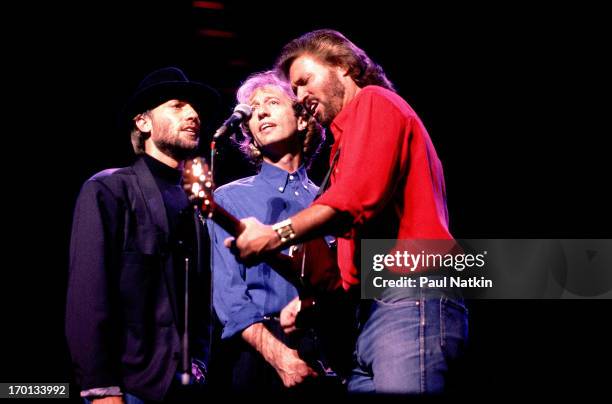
[{"xmin": 272, "ymin": 218, "xmax": 296, "ymax": 244}]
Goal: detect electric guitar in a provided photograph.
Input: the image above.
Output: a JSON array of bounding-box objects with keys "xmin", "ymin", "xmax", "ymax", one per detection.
[
  {"xmin": 183, "ymin": 157, "xmax": 353, "ymax": 380},
  {"xmin": 183, "ymin": 157, "xmax": 342, "ymax": 294}
]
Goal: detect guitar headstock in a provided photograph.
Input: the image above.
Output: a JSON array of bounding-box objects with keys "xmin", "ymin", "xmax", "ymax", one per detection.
[{"xmin": 183, "ymin": 157, "xmax": 214, "ymax": 214}]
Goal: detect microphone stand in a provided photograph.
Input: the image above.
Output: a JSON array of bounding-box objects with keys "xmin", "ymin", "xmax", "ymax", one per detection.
[
  {"xmin": 181, "ymin": 256, "xmax": 190, "ymax": 385},
  {"xmin": 180, "ymin": 135, "xmax": 221, "ymax": 386},
  {"xmin": 210, "ymin": 139, "xmax": 216, "ymax": 179}
]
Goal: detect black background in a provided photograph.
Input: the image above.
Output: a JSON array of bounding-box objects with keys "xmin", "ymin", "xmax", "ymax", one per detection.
[{"xmin": 3, "ymin": 0, "xmax": 611, "ymax": 400}]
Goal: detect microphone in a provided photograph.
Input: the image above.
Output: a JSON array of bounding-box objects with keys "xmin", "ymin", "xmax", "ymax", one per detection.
[{"xmin": 213, "ymin": 104, "xmax": 252, "ymax": 139}]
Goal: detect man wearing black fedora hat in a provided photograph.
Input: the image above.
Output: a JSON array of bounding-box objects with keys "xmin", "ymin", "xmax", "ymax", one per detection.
[{"xmin": 66, "ymin": 67, "xmax": 220, "ymax": 403}]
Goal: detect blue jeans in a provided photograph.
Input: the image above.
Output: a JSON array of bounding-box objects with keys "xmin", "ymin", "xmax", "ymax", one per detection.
[{"xmin": 348, "ymin": 288, "xmax": 468, "ymax": 394}]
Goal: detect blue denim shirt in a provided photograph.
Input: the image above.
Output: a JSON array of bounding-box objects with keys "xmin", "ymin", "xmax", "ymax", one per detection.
[{"xmin": 208, "ymin": 162, "xmax": 319, "ymax": 339}]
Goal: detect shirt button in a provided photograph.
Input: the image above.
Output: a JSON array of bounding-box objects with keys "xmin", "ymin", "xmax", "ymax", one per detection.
[
  {"xmin": 289, "ymin": 175, "xmax": 294, "ymax": 180},
  {"xmin": 294, "ymin": 191, "xmax": 299, "ymax": 196},
  {"xmin": 278, "ymin": 187, "xmax": 284, "ymax": 192},
  {"xmin": 303, "ymin": 185, "xmax": 308, "ymax": 189}
]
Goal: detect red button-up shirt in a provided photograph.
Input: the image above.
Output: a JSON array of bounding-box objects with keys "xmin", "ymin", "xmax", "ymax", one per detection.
[{"xmin": 314, "ymin": 86, "xmax": 452, "ymax": 290}]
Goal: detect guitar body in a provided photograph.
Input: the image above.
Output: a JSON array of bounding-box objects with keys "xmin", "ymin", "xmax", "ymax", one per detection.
[{"xmin": 294, "ymin": 237, "xmax": 343, "ymax": 294}]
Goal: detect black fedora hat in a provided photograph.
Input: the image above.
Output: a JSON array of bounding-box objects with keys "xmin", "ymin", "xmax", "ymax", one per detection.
[{"xmin": 123, "ymin": 66, "xmax": 220, "ymax": 127}]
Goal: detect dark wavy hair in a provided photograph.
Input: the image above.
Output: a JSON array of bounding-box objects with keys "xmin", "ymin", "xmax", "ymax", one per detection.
[
  {"xmin": 275, "ymin": 29, "xmax": 395, "ymax": 92},
  {"xmin": 234, "ymin": 70, "xmax": 325, "ymax": 169}
]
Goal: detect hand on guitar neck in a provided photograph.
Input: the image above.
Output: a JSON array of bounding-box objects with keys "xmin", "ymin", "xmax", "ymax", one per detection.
[
  {"xmin": 222, "ymin": 217, "xmax": 282, "ymax": 266},
  {"xmin": 183, "ymin": 157, "xmax": 342, "ymax": 293}
]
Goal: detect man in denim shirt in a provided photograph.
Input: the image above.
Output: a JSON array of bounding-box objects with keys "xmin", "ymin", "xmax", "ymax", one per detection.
[{"xmin": 208, "ymin": 71, "xmax": 327, "ymax": 391}]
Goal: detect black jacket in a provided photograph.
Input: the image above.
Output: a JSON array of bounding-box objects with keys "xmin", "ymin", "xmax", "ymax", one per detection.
[{"xmin": 65, "ymin": 157, "xmax": 211, "ymax": 401}]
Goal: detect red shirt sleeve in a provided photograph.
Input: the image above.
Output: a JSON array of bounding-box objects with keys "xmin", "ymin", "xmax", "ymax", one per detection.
[{"xmin": 315, "ymin": 89, "xmax": 412, "ymax": 227}]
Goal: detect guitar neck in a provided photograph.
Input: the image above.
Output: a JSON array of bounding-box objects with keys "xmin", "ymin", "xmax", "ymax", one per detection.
[
  {"xmin": 205, "ymin": 200, "xmax": 299, "ymax": 283},
  {"xmin": 208, "ymin": 201, "xmax": 246, "ymax": 237},
  {"xmin": 183, "ymin": 156, "xmax": 340, "ymax": 297}
]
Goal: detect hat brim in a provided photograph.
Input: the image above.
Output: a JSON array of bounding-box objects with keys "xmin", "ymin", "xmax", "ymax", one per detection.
[{"xmin": 123, "ymin": 81, "xmax": 220, "ymax": 127}]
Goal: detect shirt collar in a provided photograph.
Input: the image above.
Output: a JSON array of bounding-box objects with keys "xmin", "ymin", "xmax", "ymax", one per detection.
[
  {"xmin": 330, "ymin": 85, "xmax": 371, "ymax": 142},
  {"xmin": 142, "ymin": 154, "xmax": 183, "ymax": 186},
  {"xmin": 258, "ymin": 161, "xmax": 309, "ymax": 193}
]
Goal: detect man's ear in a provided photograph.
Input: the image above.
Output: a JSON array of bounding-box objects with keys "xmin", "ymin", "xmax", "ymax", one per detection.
[
  {"xmin": 297, "ymin": 115, "xmax": 308, "ymax": 132},
  {"xmin": 338, "ymin": 64, "xmax": 351, "ymax": 77},
  {"xmin": 134, "ymin": 113, "xmax": 152, "ymax": 133}
]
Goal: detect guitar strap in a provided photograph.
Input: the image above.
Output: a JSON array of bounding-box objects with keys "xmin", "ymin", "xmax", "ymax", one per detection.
[
  {"xmin": 294, "ymin": 146, "xmax": 353, "ymax": 382},
  {"xmin": 299, "ymin": 145, "xmax": 341, "ymax": 286},
  {"xmin": 315, "ymin": 146, "xmax": 341, "ymax": 200}
]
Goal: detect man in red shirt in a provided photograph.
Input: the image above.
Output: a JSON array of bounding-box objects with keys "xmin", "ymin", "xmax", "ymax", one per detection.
[{"xmin": 228, "ymin": 30, "xmax": 468, "ymax": 394}]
